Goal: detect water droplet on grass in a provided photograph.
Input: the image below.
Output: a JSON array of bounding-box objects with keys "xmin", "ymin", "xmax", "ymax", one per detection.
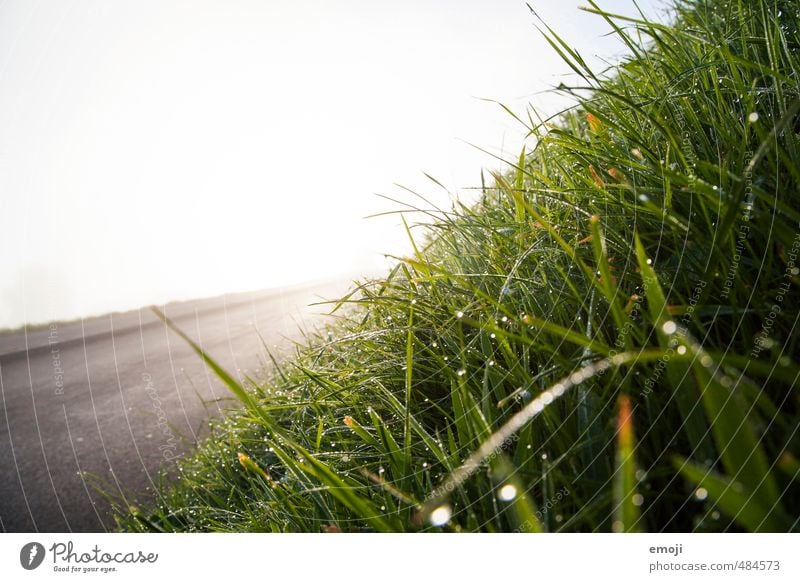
[
  {"xmin": 429, "ymin": 505, "xmax": 452, "ymax": 526},
  {"xmin": 498, "ymin": 484, "xmax": 517, "ymax": 501},
  {"xmin": 694, "ymin": 487, "xmax": 708, "ymax": 501},
  {"xmin": 748, "ymin": 112, "xmax": 759, "ymax": 123},
  {"xmin": 662, "ymin": 321, "xmax": 677, "ymax": 334}
]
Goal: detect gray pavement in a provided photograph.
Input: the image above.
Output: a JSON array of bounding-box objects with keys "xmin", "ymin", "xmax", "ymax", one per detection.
[{"xmin": 0, "ymin": 277, "xmax": 356, "ymax": 532}]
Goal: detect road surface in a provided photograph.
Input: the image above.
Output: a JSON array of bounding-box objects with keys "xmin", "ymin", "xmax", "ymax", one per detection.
[{"xmin": 0, "ymin": 277, "xmax": 357, "ymax": 532}]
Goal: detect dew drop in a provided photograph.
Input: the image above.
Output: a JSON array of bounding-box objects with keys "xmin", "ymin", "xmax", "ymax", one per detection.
[
  {"xmin": 429, "ymin": 505, "xmax": 452, "ymax": 526},
  {"xmin": 694, "ymin": 487, "xmax": 708, "ymax": 501},
  {"xmin": 498, "ymin": 484, "xmax": 517, "ymax": 501},
  {"xmin": 457, "ymin": 368, "xmax": 466, "ymax": 377},
  {"xmin": 748, "ymin": 112, "xmax": 759, "ymax": 123},
  {"xmin": 456, "ymin": 311, "xmax": 464, "ymax": 319},
  {"xmin": 661, "ymin": 321, "xmax": 677, "ymax": 334},
  {"xmin": 632, "ymin": 493, "xmax": 644, "ymax": 507}
]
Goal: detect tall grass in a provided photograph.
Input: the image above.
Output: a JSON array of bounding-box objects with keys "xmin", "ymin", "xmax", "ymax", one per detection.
[{"xmin": 115, "ymin": 0, "xmax": 799, "ymax": 532}]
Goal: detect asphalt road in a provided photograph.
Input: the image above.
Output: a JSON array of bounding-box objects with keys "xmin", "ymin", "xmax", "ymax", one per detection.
[{"xmin": 0, "ymin": 277, "xmax": 356, "ymax": 532}]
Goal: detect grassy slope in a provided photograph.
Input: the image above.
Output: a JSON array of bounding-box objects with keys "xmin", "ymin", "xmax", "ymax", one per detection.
[{"xmin": 116, "ymin": 0, "xmax": 799, "ymax": 532}]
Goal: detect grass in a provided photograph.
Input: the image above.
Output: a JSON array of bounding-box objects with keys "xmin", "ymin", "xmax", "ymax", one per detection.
[{"xmin": 113, "ymin": 0, "xmax": 800, "ymax": 532}]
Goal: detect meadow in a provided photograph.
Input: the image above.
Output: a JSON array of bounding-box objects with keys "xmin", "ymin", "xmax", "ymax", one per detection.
[{"xmin": 115, "ymin": 0, "xmax": 800, "ymax": 532}]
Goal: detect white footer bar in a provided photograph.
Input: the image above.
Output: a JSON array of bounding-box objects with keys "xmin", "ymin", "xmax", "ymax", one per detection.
[{"xmin": 1, "ymin": 533, "xmax": 796, "ymax": 581}]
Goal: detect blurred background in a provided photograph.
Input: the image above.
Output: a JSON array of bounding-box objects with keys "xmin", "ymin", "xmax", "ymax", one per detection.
[{"xmin": 0, "ymin": 0, "xmax": 663, "ymax": 329}]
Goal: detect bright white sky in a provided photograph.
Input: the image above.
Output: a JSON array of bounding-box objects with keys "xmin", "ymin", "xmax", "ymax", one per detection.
[{"xmin": 0, "ymin": 0, "xmax": 663, "ymax": 329}]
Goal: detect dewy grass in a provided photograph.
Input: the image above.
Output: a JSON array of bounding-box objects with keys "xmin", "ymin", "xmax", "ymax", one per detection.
[{"xmin": 113, "ymin": 0, "xmax": 800, "ymax": 532}]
